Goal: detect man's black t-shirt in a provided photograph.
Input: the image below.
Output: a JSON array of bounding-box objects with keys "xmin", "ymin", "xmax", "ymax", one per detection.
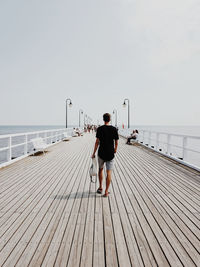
[{"xmin": 96, "ymin": 125, "xmax": 119, "ymax": 161}]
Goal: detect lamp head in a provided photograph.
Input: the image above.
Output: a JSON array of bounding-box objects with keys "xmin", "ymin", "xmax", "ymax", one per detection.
[
  {"xmin": 69, "ymin": 101, "xmax": 73, "ymax": 107},
  {"xmin": 123, "ymin": 101, "xmax": 126, "ymax": 107}
]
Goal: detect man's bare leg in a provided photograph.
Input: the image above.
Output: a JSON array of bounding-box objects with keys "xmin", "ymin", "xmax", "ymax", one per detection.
[
  {"xmin": 98, "ymin": 168, "xmax": 104, "ymax": 190},
  {"xmin": 105, "ymin": 170, "xmax": 112, "ymax": 195}
]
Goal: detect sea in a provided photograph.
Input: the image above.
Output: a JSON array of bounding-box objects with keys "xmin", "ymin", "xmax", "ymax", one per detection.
[
  {"xmin": 0, "ymin": 125, "xmax": 66, "ymax": 135},
  {"xmin": 0, "ymin": 125, "xmax": 200, "ymax": 168}
]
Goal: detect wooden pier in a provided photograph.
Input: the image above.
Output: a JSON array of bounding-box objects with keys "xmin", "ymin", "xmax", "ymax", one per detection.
[{"xmin": 0, "ymin": 133, "xmax": 200, "ymax": 266}]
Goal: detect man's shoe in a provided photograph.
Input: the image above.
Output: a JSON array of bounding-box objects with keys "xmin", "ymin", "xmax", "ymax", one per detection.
[{"xmin": 97, "ymin": 188, "xmax": 103, "ymax": 194}]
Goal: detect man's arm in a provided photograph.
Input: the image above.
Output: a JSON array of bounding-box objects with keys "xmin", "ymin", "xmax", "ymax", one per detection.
[
  {"xmin": 92, "ymin": 138, "xmax": 99, "ymax": 158},
  {"xmin": 114, "ymin": 139, "xmax": 118, "ymax": 154}
]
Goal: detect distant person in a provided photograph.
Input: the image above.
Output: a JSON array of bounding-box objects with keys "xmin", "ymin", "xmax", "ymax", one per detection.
[
  {"xmin": 126, "ymin": 129, "xmax": 139, "ymax": 144},
  {"xmin": 75, "ymin": 128, "xmax": 81, "ymax": 136},
  {"xmin": 87, "ymin": 125, "xmax": 91, "ymax": 133},
  {"xmin": 92, "ymin": 113, "xmax": 119, "ymax": 197}
]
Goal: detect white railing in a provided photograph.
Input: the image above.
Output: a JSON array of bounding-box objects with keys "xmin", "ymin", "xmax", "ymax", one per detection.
[
  {"xmin": 0, "ymin": 128, "xmax": 74, "ymax": 168},
  {"xmin": 119, "ymin": 129, "xmax": 200, "ymax": 171}
]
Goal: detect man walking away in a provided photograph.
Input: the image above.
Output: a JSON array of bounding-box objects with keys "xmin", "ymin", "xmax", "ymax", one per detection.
[{"xmin": 92, "ymin": 113, "xmax": 119, "ymax": 197}]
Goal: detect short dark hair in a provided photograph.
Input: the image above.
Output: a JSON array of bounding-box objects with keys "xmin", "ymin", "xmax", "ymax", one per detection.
[{"xmin": 103, "ymin": 113, "xmax": 111, "ymax": 122}]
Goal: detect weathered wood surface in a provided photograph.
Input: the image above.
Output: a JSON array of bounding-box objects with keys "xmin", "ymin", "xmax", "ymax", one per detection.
[{"xmin": 0, "ymin": 133, "xmax": 199, "ymax": 267}]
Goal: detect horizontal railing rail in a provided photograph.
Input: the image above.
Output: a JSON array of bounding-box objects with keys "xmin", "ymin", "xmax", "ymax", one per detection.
[
  {"xmin": 0, "ymin": 128, "xmax": 75, "ymax": 168},
  {"xmin": 119, "ymin": 128, "xmax": 200, "ymax": 171}
]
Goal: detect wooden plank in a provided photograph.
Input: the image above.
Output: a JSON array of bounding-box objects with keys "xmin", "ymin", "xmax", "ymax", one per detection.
[
  {"xmin": 102, "ymin": 196, "xmax": 118, "ymax": 267},
  {"xmin": 0, "ymin": 152, "xmax": 66, "ymax": 213},
  {"xmin": 15, "ymin": 142, "xmax": 89, "ymax": 266},
  {"xmin": 0, "ymin": 143, "xmax": 63, "ymax": 192},
  {"xmin": 41, "ymin": 147, "xmax": 91, "ymax": 266},
  {"xmin": 118, "ymin": 144, "xmax": 199, "ymax": 266},
  {"xmin": 116, "ymin": 147, "xmax": 182, "ymax": 266},
  {"xmin": 0, "ymin": 141, "xmax": 88, "ymax": 266},
  {"xmin": 0, "ymin": 144, "xmax": 79, "ymax": 236},
  {"xmin": 79, "ymin": 180, "xmax": 96, "ymax": 267},
  {"xmin": 0, "ymin": 139, "xmax": 80, "ymax": 194},
  {"xmin": 121, "ymin": 145, "xmax": 200, "ymax": 222},
  {"xmin": 133, "ymin": 144, "xmax": 200, "ymax": 194},
  {"xmin": 0, "ymin": 134, "xmax": 199, "ymax": 267},
  {"xmin": 133, "ymin": 147, "xmax": 200, "ymax": 206},
  {"xmin": 0, "ymin": 145, "xmax": 70, "ymax": 215},
  {"xmin": 0, "ymin": 141, "xmax": 78, "ymax": 205},
  {"xmin": 43, "ymin": 141, "xmax": 89, "ymax": 266},
  {"xmin": 122, "ymin": 146, "xmax": 200, "ymax": 224},
  {"xmin": 108, "ymin": 172, "xmax": 140, "ymax": 266},
  {"xmin": 111, "ymin": 169, "xmax": 150, "ymax": 266},
  {"xmin": 114, "ymin": 154, "xmax": 165, "ymax": 266},
  {"xmin": 93, "ymin": 181, "xmax": 105, "ymax": 267}
]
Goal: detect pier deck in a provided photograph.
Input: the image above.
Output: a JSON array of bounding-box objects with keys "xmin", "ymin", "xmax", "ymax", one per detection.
[{"xmin": 0, "ymin": 133, "xmax": 200, "ymax": 267}]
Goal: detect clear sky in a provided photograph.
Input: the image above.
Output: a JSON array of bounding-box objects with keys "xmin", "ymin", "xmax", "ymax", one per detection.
[{"xmin": 0, "ymin": 0, "xmax": 200, "ymax": 126}]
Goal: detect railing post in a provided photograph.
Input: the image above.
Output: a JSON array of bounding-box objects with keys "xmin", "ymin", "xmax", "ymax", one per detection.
[
  {"xmin": 53, "ymin": 131, "xmax": 56, "ymax": 143},
  {"xmin": 24, "ymin": 134, "xmax": 28, "ymax": 155},
  {"xmin": 167, "ymin": 134, "xmax": 171, "ymax": 155},
  {"xmin": 138, "ymin": 130, "xmax": 142, "ymax": 143},
  {"xmin": 182, "ymin": 137, "xmax": 188, "ymax": 161},
  {"xmin": 7, "ymin": 136, "xmax": 12, "ymax": 161},
  {"xmin": 44, "ymin": 132, "xmax": 47, "ymax": 142},
  {"xmin": 51, "ymin": 131, "xmax": 53, "ymax": 143},
  {"xmin": 148, "ymin": 131, "xmax": 151, "ymax": 146},
  {"xmin": 156, "ymin": 133, "xmax": 159, "ymax": 150}
]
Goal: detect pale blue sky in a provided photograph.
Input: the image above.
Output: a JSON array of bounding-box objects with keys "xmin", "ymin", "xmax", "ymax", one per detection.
[{"xmin": 0, "ymin": 0, "xmax": 200, "ymax": 126}]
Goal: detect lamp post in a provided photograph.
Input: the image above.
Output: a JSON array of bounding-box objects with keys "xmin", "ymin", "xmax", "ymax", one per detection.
[
  {"xmin": 123, "ymin": 98, "xmax": 130, "ymax": 128},
  {"xmin": 79, "ymin": 109, "xmax": 83, "ymax": 127},
  {"xmin": 66, "ymin": 98, "xmax": 73, "ymax": 128},
  {"xmin": 113, "ymin": 109, "xmax": 117, "ymax": 127}
]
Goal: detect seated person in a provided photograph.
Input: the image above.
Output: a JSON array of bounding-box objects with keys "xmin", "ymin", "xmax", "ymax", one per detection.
[
  {"xmin": 126, "ymin": 129, "xmax": 139, "ymax": 144},
  {"xmin": 75, "ymin": 128, "xmax": 81, "ymax": 136}
]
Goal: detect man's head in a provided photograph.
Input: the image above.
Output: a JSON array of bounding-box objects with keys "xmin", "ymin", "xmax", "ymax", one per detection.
[{"xmin": 103, "ymin": 113, "xmax": 111, "ymax": 123}]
